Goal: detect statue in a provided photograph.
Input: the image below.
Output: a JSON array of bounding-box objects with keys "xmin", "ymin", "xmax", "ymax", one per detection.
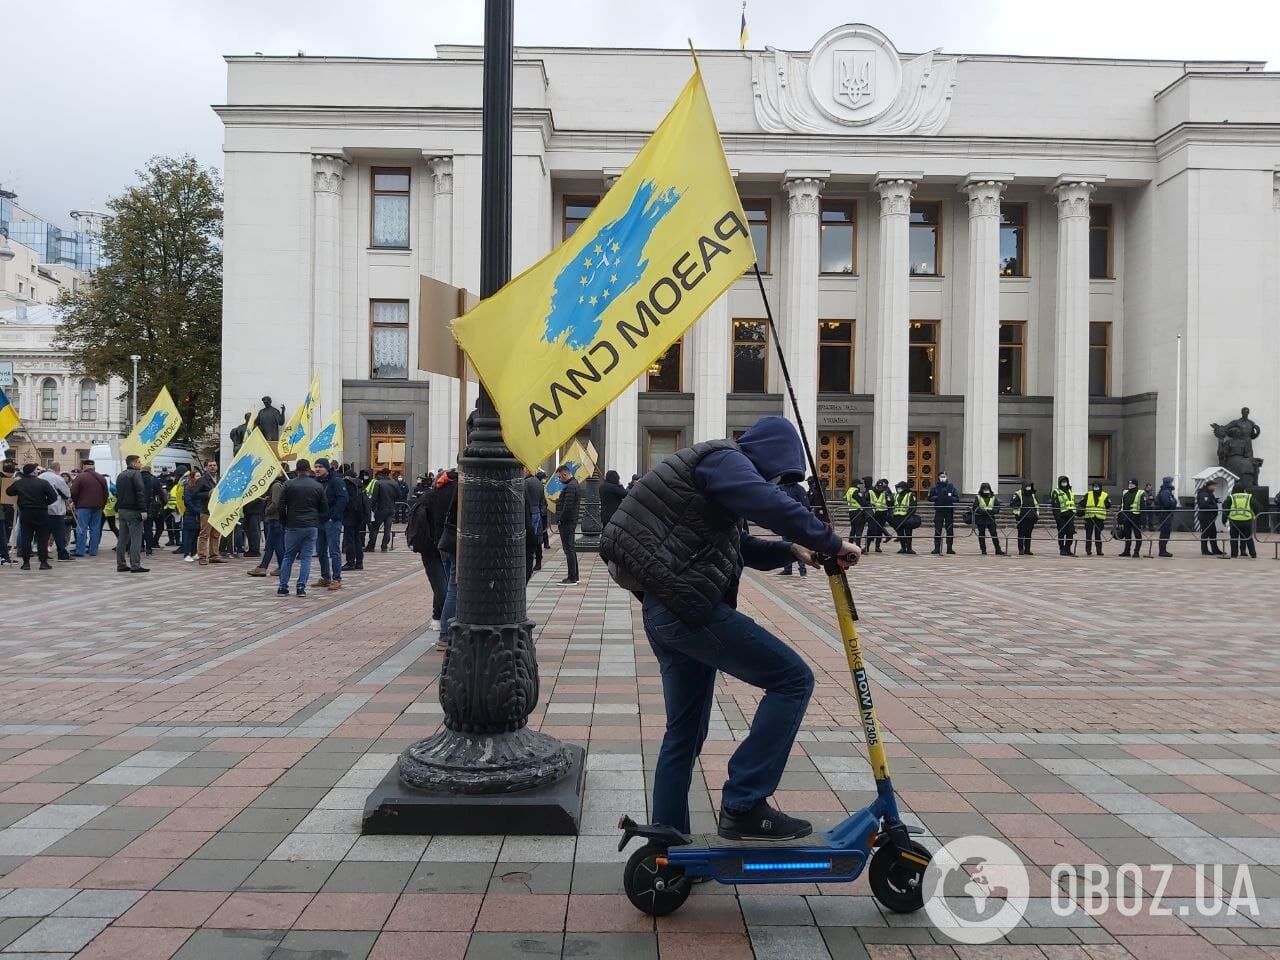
[
  {"xmin": 253, "ymin": 395, "xmax": 285, "ymax": 441},
  {"xmin": 229, "ymin": 412, "xmax": 251, "ymax": 454},
  {"xmin": 1211, "ymin": 407, "xmax": 1263, "ymax": 489}
]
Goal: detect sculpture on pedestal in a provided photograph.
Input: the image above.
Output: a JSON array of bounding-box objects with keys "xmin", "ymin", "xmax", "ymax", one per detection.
[
  {"xmin": 1211, "ymin": 407, "xmax": 1263, "ymax": 489},
  {"xmin": 252, "ymin": 396, "xmax": 285, "ymax": 441}
]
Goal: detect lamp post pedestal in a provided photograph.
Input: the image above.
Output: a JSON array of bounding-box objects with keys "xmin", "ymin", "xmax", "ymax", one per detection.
[{"xmin": 576, "ymin": 477, "xmax": 603, "ymax": 550}]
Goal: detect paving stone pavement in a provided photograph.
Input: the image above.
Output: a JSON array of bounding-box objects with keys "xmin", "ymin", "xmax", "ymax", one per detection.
[{"xmin": 2, "ymin": 534, "xmax": 1279, "ymax": 959}]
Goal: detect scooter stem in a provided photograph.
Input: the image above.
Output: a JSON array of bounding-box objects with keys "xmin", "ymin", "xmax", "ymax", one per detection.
[{"xmin": 825, "ymin": 566, "xmax": 891, "ymax": 783}]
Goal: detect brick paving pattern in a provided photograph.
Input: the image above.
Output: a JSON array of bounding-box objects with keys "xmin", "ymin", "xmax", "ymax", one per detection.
[{"xmin": 1, "ymin": 533, "xmax": 1278, "ymax": 958}]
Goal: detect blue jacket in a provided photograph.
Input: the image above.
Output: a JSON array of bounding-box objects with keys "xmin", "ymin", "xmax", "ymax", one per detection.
[
  {"xmin": 692, "ymin": 416, "xmax": 843, "ymax": 567},
  {"xmin": 927, "ymin": 480, "xmax": 961, "ymax": 510},
  {"xmin": 321, "ymin": 469, "xmax": 349, "ymax": 523},
  {"xmin": 1155, "ymin": 477, "xmax": 1178, "ymax": 511}
]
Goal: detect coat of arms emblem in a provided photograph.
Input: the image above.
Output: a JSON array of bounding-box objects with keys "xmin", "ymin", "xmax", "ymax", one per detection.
[{"xmin": 834, "ymin": 51, "xmax": 874, "ymax": 108}]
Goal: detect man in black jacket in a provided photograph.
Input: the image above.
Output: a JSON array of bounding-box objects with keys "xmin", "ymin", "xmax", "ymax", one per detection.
[
  {"xmin": 555, "ymin": 465, "xmax": 580, "ymax": 584},
  {"xmin": 6, "ymin": 464, "xmax": 57, "ymax": 570},
  {"xmin": 192, "ymin": 460, "xmax": 222, "ymax": 565},
  {"xmin": 341, "ymin": 465, "xmax": 369, "ymax": 570},
  {"xmin": 277, "ymin": 459, "xmax": 325, "ymax": 597},
  {"xmin": 365, "ymin": 469, "xmax": 398, "ymax": 552},
  {"xmin": 114, "ymin": 455, "xmax": 150, "ymax": 573},
  {"xmin": 523, "ymin": 468, "xmax": 546, "ymax": 579},
  {"xmin": 1196, "ymin": 479, "xmax": 1224, "ymax": 556}
]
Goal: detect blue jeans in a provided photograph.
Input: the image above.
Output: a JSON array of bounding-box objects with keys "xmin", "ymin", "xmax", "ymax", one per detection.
[
  {"xmin": 278, "ymin": 527, "xmax": 318, "ymax": 592},
  {"xmin": 318, "ymin": 518, "xmax": 344, "ymax": 581},
  {"xmin": 74, "ymin": 508, "xmax": 104, "ymax": 556},
  {"xmin": 180, "ymin": 513, "xmax": 200, "ymax": 556},
  {"xmin": 439, "ymin": 552, "xmax": 457, "ymax": 633},
  {"xmin": 258, "ymin": 519, "xmax": 283, "ymax": 569},
  {"xmin": 642, "ymin": 597, "xmax": 815, "ymax": 833}
]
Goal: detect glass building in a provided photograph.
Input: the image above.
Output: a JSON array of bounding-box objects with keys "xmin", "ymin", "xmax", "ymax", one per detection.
[{"xmin": 0, "ymin": 193, "xmax": 103, "ymax": 273}]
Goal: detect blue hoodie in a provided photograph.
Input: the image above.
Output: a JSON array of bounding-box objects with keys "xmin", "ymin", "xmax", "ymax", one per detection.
[
  {"xmin": 692, "ymin": 416, "xmax": 843, "ymax": 565},
  {"xmin": 1155, "ymin": 476, "xmax": 1178, "ymax": 511}
]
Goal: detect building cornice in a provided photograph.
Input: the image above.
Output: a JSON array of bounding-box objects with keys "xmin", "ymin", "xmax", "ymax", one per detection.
[{"xmin": 1155, "ymin": 122, "xmax": 1280, "ymax": 158}]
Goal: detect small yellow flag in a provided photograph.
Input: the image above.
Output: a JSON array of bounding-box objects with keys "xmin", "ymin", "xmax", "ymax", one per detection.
[
  {"xmin": 208, "ymin": 430, "xmax": 283, "ymax": 537},
  {"xmin": 452, "ymin": 65, "xmax": 753, "ymax": 470},
  {"xmin": 278, "ymin": 375, "xmax": 320, "ymax": 460},
  {"xmin": 305, "ymin": 408, "xmax": 343, "ymax": 462},
  {"xmin": 120, "ymin": 386, "xmax": 182, "ymax": 465}
]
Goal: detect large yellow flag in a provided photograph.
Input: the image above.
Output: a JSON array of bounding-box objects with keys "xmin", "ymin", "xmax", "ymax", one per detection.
[
  {"xmin": 305, "ymin": 408, "xmax": 343, "ymax": 462},
  {"xmin": 120, "ymin": 386, "xmax": 182, "ymax": 465},
  {"xmin": 452, "ymin": 65, "xmax": 753, "ymax": 469},
  {"xmin": 208, "ymin": 430, "xmax": 283, "ymax": 537},
  {"xmin": 278, "ymin": 375, "xmax": 320, "ymax": 459},
  {"xmin": 545, "ymin": 438, "xmax": 595, "ymax": 499}
]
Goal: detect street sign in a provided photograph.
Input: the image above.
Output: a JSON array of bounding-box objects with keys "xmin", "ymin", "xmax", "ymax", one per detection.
[{"xmin": 0, "ymin": 361, "xmax": 11, "ymax": 387}]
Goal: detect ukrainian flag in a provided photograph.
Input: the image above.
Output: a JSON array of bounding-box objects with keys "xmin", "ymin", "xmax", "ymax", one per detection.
[
  {"xmin": 739, "ymin": 2, "xmax": 749, "ymax": 50},
  {"xmin": 0, "ymin": 387, "xmax": 19, "ymax": 440}
]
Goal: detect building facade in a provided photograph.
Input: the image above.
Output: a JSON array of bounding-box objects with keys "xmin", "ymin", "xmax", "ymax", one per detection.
[{"xmin": 217, "ymin": 24, "xmax": 1280, "ymax": 494}]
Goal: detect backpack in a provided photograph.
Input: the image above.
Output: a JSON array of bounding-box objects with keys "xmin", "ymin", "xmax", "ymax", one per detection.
[{"xmin": 404, "ymin": 493, "xmax": 432, "ymax": 553}]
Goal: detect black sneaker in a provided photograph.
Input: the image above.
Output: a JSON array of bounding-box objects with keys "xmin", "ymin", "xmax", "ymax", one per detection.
[
  {"xmin": 296, "ymin": 587, "xmax": 307, "ymax": 597},
  {"xmin": 717, "ymin": 801, "xmax": 812, "ymax": 841}
]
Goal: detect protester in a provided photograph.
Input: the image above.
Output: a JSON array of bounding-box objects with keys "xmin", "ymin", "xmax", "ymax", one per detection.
[
  {"xmin": 523, "ymin": 467, "xmax": 545, "ymax": 577},
  {"xmin": 407, "ymin": 478, "xmax": 446, "ymax": 623},
  {"xmin": 7, "ymin": 463, "xmax": 56, "ymax": 570},
  {"xmin": 179, "ymin": 468, "xmax": 202, "ymax": 562},
  {"xmin": 69, "ymin": 459, "xmax": 109, "ymax": 557},
  {"xmin": 313, "ymin": 458, "xmax": 347, "ymax": 591},
  {"xmin": 341, "ymin": 464, "xmax": 369, "ymax": 571},
  {"xmin": 276, "ymin": 458, "xmax": 325, "ymax": 597},
  {"xmin": 437, "ymin": 468, "xmax": 460, "ymax": 633},
  {"xmin": 248, "ymin": 472, "xmax": 287, "ymax": 576},
  {"xmin": 37, "ymin": 463, "xmax": 74, "ymax": 562},
  {"xmin": 0, "ymin": 459, "xmax": 15, "ymax": 565},
  {"xmin": 241, "ymin": 486, "xmax": 265, "ymax": 559},
  {"xmin": 193, "ymin": 460, "xmax": 223, "ymax": 565},
  {"xmin": 555, "ymin": 464, "xmax": 581, "ymax": 584},
  {"xmin": 599, "ymin": 469, "xmax": 627, "ymax": 532},
  {"xmin": 113, "ymin": 454, "xmax": 149, "ymax": 574}
]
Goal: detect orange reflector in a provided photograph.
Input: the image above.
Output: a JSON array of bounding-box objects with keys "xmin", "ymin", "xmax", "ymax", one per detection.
[
  {"xmin": 866, "ymin": 831, "xmax": 878, "ymax": 849},
  {"xmin": 655, "ymin": 856, "xmax": 669, "ymax": 867},
  {"xmin": 901, "ymin": 851, "xmax": 930, "ymax": 867}
]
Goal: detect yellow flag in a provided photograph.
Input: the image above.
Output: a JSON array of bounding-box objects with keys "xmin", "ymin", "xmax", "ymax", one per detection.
[
  {"xmin": 120, "ymin": 386, "xmax": 182, "ymax": 465},
  {"xmin": 278, "ymin": 375, "xmax": 320, "ymax": 459},
  {"xmin": 208, "ymin": 430, "xmax": 283, "ymax": 537},
  {"xmin": 452, "ymin": 65, "xmax": 753, "ymax": 470},
  {"xmin": 545, "ymin": 438, "xmax": 595, "ymax": 499},
  {"xmin": 305, "ymin": 408, "xmax": 343, "ymax": 462},
  {"xmin": 0, "ymin": 387, "xmax": 20, "ymax": 441}
]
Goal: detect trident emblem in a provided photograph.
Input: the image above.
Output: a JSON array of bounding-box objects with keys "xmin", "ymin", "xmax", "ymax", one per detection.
[{"xmin": 834, "ymin": 51, "xmax": 874, "ymax": 107}]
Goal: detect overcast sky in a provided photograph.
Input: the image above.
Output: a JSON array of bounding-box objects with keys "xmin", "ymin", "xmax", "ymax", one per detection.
[{"xmin": 4, "ymin": 0, "xmax": 1278, "ymax": 227}]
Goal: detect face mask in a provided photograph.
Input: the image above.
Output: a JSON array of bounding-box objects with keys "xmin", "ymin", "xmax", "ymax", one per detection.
[
  {"xmin": 1092, "ymin": 486, "xmax": 1101, "ymax": 493},
  {"xmin": 938, "ymin": 476, "xmax": 947, "ymax": 483}
]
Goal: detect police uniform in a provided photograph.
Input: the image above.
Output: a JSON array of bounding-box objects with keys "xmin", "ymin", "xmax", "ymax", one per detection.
[
  {"xmin": 1051, "ymin": 478, "xmax": 1078, "ymax": 556},
  {"xmin": 1011, "ymin": 486, "xmax": 1038, "ymax": 555},
  {"xmin": 1224, "ymin": 489, "xmax": 1257, "ymax": 559},
  {"xmin": 1118, "ymin": 484, "xmax": 1146, "ymax": 558},
  {"xmin": 972, "ymin": 487, "xmax": 1003, "ymax": 555},
  {"xmin": 1196, "ymin": 485, "xmax": 1224, "ymax": 556},
  {"xmin": 1081, "ymin": 487, "xmax": 1110, "ymax": 556},
  {"xmin": 844, "ymin": 483, "xmax": 867, "ymax": 543},
  {"xmin": 866, "ymin": 482, "xmax": 891, "ymax": 553},
  {"xmin": 891, "ymin": 486, "xmax": 918, "ymax": 554}
]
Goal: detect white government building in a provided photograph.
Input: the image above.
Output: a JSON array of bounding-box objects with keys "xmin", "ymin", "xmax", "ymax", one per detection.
[{"xmin": 217, "ymin": 23, "xmax": 1280, "ymax": 495}]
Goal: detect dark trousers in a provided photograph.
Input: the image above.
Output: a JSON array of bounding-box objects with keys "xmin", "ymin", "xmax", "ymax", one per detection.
[
  {"xmin": 1054, "ymin": 514, "xmax": 1076, "ymax": 555},
  {"xmin": 541, "ymin": 513, "xmax": 550, "ymax": 548},
  {"xmin": 559, "ymin": 521, "xmax": 579, "ymax": 580},
  {"xmin": 116, "ymin": 508, "xmax": 145, "ymax": 569},
  {"xmin": 1199, "ymin": 515, "xmax": 1222, "ymax": 554},
  {"xmin": 258, "ymin": 519, "xmax": 284, "ymax": 569},
  {"xmin": 1229, "ymin": 519, "xmax": 1256, "ymax": 558},
  {"xmin": 526, "ymin": 526, "xmax": 541, "ymax": 580},
  {"xmin": 344, "ymin": 522, "xmax": 365, "ymax": 567},
  {"xmin": 1016, "ymin": 517, "xmax": 1035, "ymax": 554},
  {"xmin": 642, "ymin": 597, "xmax": 813, "ymax": 832},
  {"xmin": 421, "ymin": 544, "xmax": 446, "ymax": 620},
  {"xmin": 1158, "ymin": 514, "xmax": 1174, "ymax": 554},
  {"xmin": 147, "ymin": 514, "xmax": 165, "ymax": 549},
  {"xmin": 243, "ymin": 513, "xmax": 263, "ymax": 555},
  {"xmin": 865, "ymin": 512, "xmax": 888, "ymax": 551},
  {"xmin": 932, "ymin": 509, "xmax": 954, "ymax": 552},
  {"xmin": 45, "ymin": 514, "xmax": 71, "ymax": 559},
  {"xmin": 1084, "ymin": 517, "xmax": 1105, "ymax": 554},
  {"xmin": 180, "ymin": 513, "xmax": 200, "ymax": 556},
  {"xmin": 849, "ymin": 513, "xmax": 867, "ymax": 542},
  {"xmin": 367, "ymin": 511, "xmax": 392, "ymax": 550},
  {"xmin": 893, "ymin": 519, "xmax": 913, "ymax": 553},
  {"xmin": 17, "ymin": 508, "xmax": 49, "ymax": 564},
  {"xmin": 976, "ymin": 516, "xmax": 1001, "ymax": 554},
  {"xmin": 0, "ymin": 505, "xmax": 10, "ymax": 561},
  {"xmin": 1120, "ymin": 514, "xmax": 1143, "ymax": 556}
]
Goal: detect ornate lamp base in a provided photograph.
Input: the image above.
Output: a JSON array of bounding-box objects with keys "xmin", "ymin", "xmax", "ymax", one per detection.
[{"xmin": 399, "ymin": 726, "xmax": 572, "ymax": 795}]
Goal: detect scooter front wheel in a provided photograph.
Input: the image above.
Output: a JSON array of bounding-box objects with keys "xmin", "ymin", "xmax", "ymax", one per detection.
[
  {"xmin": 623, "ymin": 844, "xmax": 691, "ymax": 916},
  {"xmin": 869, "ymin": 841, "xmax": 931, "ymax": 913}
]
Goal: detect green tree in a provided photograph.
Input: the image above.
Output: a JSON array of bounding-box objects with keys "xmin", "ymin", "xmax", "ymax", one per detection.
[{"xmin": 55, "ymin": 155, "xmax": 222, "ymax": 442}]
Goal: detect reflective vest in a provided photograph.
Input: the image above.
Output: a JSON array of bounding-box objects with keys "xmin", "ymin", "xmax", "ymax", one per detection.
[
  {"xmin": 1083, "ymin": 490, "xmax": 1109, "ymax": 519},
  {"xmin": 870, "ymin": 490, "xmax": 889, "ymax": 511},
  {"xmin": 1228, "ymin": 492, "xmax": 1255, "ymax": 522},
  {"xmin": 1014, "ymin": 491, "xmax": 1038, "ymax": 512},
  {"xmin": 844, "ymin": 487, "xmax": 860, "ymax": 509},
  {"xmin": 1053, "ymin": 487, "xmax": 1076, "ymax": 514},
  {"xmin": 1123, "ymin": 488, "xmax": 1145, "ymax": 515},
  {"xmin": 167, "ymin": 486, "xmax": 180, "ymax": 514},
  {"xmin": 976, "ymin": 493, "xmax": 997, "ymax": 514},
  {"xmin": 892, "ymin": 491, "xmax": 914, "ymax": 516}
]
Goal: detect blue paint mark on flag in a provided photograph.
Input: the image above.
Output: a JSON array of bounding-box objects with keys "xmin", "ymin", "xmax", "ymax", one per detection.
[
  {"xmin": 545, "ymin": 459, "xmax": 581, "ymax": 497},
  {"xmin": 309, "ymin": 423, "xmax": 336, "ymax": 452},
  {"xmin": 138, "ymin": 411, "xmax": 169, "ymax": 444},
  {"xmin": 286, "ymin": 423, "xmax": 305, "ymax": 446},
  {"xmin": 215, "ymin": 454, "xmax": 260, "ymax": 504},
  {"xmin": 542, "ymin": 180, "xmax": 682, "ymax": 350}
]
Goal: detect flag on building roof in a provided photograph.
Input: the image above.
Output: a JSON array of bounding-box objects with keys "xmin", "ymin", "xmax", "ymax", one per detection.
[
  {"xmin": 739, "ymin": 2, "xmax": 749, "ymax": 50},
  {"xmin": 0, "ymin": 388, "xmax": 19, "ymax": 441}
]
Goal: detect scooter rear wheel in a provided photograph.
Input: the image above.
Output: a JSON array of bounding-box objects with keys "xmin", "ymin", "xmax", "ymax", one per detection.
[
  {"xmin": 624, "ymin": 844, "xmax": 691, "ymax": 916},
  {"xmin": 869, "ymin": 840, "xmax": 931, "ymax": 913}
]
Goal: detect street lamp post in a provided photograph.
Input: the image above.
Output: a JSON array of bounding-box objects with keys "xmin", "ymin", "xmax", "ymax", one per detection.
[
  {"xmin": 365, "ymin": 0, "xmax": 583, "ymax": 835},
  {"xmin": 129, "ymin": 354, "xmax": 140, "ymax": 426}
]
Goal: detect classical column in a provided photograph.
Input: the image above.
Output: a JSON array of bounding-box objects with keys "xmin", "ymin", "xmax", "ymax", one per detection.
[
  {"xmin": 602, "ymin": 170, "xmax": 640, "ymax": 478},
  {"xmin": 691, "ymin": 293, "xmax": 730, "ymax": 443},
  {"xmin": 780, "ymin": 172, "xmax": 826, "ymax": 438},
  {"xmin": 1051, "ymin": 176, "xmax": 1100, "ymax": 486},
  {"xmin": 871, "ymin": 173, "xmax": 920, "ymax": 484},
  {"xmin": 311, "ymin": 155, "xmax": 347, "ymax": 422},
  {"xmin": 426, "ymin": 156, "xmax": 456, "ymax": 470},
  {"xmin": 962, "ymin": 175, "xmax": 1011, "ymax": 492}
]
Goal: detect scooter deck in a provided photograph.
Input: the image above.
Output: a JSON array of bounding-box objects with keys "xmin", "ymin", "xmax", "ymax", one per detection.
[{"xmin": 684, "ymin": 833, "xmax": 827, "ymax": 849}]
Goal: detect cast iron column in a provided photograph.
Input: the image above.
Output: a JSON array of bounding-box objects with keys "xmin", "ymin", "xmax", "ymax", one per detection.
[{"xmin": 398, "ymin": 0, "xmax": 573, "ymax": 796}]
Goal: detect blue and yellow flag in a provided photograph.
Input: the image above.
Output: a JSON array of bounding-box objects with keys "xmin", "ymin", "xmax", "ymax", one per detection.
[
  {"xmin": 739, "ymin": 1, "xmax": 749, "ymax": 49},
  {"xmin": 305, "ymin": 408, "xmax": 343, "ymax": 462},
  {"xmin": 0, "ymin": 387, "xmax": 20, "ymax": 441},
  {"xmin": 120, "ymin": 386, "xmax": 182, "ymax": 465},
  {"xmin": 278, "ymin": 374, "xmax": 320, "ymax": 459},
  {"xmin": 545, "ymin": 438, "xmax": 596, "ymax": 498},
  {"xmin": 452, "ymin": 64, "xmax": 754, "ymax": 470},
  {"xmin": 208, "ymin": 430, "xmax": 283, "ymax": 537}
]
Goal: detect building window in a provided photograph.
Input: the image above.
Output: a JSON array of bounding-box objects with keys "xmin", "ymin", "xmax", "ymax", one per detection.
[
  {"xmin": 563, "ymin": 197, "xmax": 599, "ymax": 239},
  {"xmin": 998, "ymin": 433, "xmax": 1025, "ymax": 479},
  {"xmin": 1089, "ymin": 204, "xmax": 1112, "ymax": 279},
  {"xmin": 1089, "ymin": 321, "xmax": 1111, "ymax": 397},
  {"xmin": 646, "ymin": 430, "xmax": 680, "ymax": 472},
  {"xmin": 370, "ymin": 167, "xmax": 411, "ymax": 248},
  {"xmin": 79, "ymin": 380, "xmax": 97, "ymax": 421},
  {"xmin": 820, "ymin": 200, "xmax": 855, "ymax": 274},
  {"xmin": 1089, "ymin": 434, "xmax": 1112, "ymax": 482},
  {"xmin": 908, "ymin": 320, "xmax": 939, "ymax": 394},
  {"xmin": 38, "ymin": 448, "xmax": 54, "ymax": 467},
  {"xmin": 909, "ymin": 202, "xmax": 941, "ymax": 276},
  {"xmin": 818, "ymin": 320, "xmax": 854, "ymax": 393},
  {"xmin": 998, "ymin": 322, "xmax": 1025, "ymax": 396},
  {"xmin": 646, "ymin": 339, "xmax": 682, "ymax": 392},
  {"xmin": 999, "ymin": 203, "xmax": 1027, "ymax": 277},
  {"xmin": 732, "ymin": 319, "xmax": 768, "ymax": 393},
  {"xmin": 742, "ymin": 198, "xmax": 771, "ymax": 272},
  {"xmin": 370, "ymin": 300, "xmax": 410, "ymax": 380},
  {"xmin": 40, "ymin": 378, "xmax": 58, "ymax": 421}
]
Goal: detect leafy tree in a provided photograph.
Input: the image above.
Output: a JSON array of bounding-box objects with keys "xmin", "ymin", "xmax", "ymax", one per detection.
[{"xmin": 55, "ymin": 155, "xmax": 222, "ymax": 442}]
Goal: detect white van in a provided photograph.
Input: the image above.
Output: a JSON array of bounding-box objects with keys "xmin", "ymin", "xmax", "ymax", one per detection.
[{"xmin": 89, "ymin": 441, "xmax": 196, "ymax": 482}]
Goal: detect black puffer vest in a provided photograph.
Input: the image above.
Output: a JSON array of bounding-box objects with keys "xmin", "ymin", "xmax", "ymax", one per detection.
[{"xmin": 600, "ymin": 440, "xmax": 742, "ymax": 626}]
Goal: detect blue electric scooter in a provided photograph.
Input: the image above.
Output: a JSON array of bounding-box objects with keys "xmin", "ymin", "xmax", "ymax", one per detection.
[{"xmin": 617, "ymin": 266, "xmax": 933, "ymax": 917}]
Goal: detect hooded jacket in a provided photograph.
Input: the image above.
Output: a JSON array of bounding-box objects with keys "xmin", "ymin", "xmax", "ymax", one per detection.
[
  {"xmin": 600, "ymin": 416, "xmax": 842, "ymax": 625},
  {"xmin": 318, "ymin": 468, "xmax": 349, "ymax": 524},
  {"xmin": 1155, "ymin": 476, "xmax": 1178, "ymax": 511},
  {"xmin": 599, "ymin": 470, "xmax": 627, "ymax": 531}
]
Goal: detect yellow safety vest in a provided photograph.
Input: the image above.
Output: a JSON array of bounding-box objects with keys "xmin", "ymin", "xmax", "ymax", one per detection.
[
  {"xmin": 1053, "ymin": 487, "xmax": 1076, "ymax": 513},
  {"xmin": 976, "ymin": 494, "xmax": 997, "ymax": 513},
  {"xmin": 1083, "ymin": 490, "xmax": 1108, "ymax": 519},
  {"xmin": 892, "ymin": 491, "xmax": 913, "ymax": 516},
  {"xmin": 870, "ymin": 490, "xmax": 888, "ymax": 511},
  {"xmin": 844, "ymin": 487, "xmax": 859, "ymax": 508},
  {"xmin": 1124, "ymin": 489, "xmax": 1144, "ymax": 514},
  {"xmin": 1228, "ymin": 492, "xmax": 1255, "ymax": 522}
]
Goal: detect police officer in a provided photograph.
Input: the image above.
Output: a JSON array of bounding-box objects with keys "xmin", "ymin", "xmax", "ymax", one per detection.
[
  {"xmin": 866, "ymin": 478, "xmax": 891, "ymax": 553},
  {"xmin": 1011, "ymin": 482, "xmax": 1038, "ymax": 555},
  {"xmin": 1081, "ymin": 481, "xmax": 1110, "ymax": 556},
  {"xmin": 891, "ymin": 481, "xmax": 918, "ymax": 554},
  {"xmin": 927, "ymin": 471, "xmax": 961, "ymax": 555},
  {"xmin": 1196, "ymin": 479, "xmax": 1224, "ymax": 556},
  {"xmin": 1223, "ymin": 486, "xmax": 1257, "ymax": 559},
  {"xmin": 844, "ymin": 477, "xmax": 868, "ymax": 544},
  {"xmin": 1050, "ymin": 475, "xmax": 1078, "ymax": 556},
  {"xmin": 1155, "ymin": 476, "xmax": 1178, "ymax": 557},
  {"xmin": 972, "ymin": 482, "xmax": 1003, "ymax": 555},
  {"xmin": 1118, "ymin": 478, "xmax": 1146, "ymax": 558}
]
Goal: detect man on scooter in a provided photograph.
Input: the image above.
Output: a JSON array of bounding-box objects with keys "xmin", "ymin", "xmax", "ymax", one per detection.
[{"xmin": 600, "ymin": 416, "xmax": 860, "ymax": 841}]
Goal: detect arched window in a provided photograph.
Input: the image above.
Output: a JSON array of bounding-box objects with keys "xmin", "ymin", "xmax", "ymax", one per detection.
[
  {"xmin": 79, "ymin": 380, "xmax": 97, "ymax": 421},
  {"xmin": 40, "ymin": 378, "xmax": 58, "ymax": 421}
]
